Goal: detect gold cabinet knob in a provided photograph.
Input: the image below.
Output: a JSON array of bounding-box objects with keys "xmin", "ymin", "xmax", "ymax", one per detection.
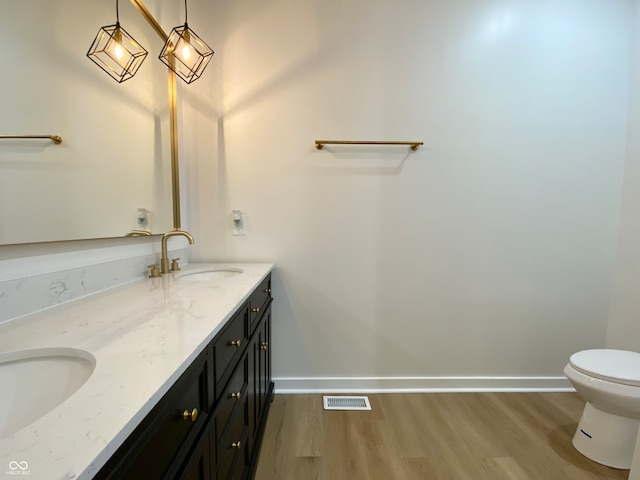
[
  {"xmin": 251, "ymin": 307, "xmax": 260, "ymax": 314},
  {"xmin": 264, "ymin": 288, "xmax": 271, "ymax": 294},
  {"xmin": 182, "ymin": 408, "xmax": 198, "ymax": 422},
  {"xmin": 261, "ymin": 342, "xmax": 268, "ymax": 351},
  {"xmin": 229, "ymin": 339, "xmax": 241, "ymax": 348},
  {"xmin": 231, "ymin": 441, "xmax": 242, "ymax": 449},
  {"xmin": 229, "ymin": 391, "xmax": 241, "ymax": 400}
]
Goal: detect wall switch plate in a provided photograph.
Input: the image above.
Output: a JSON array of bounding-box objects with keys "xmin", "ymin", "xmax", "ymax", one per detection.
[{"xmin": 232, "ymin": 210, "xmax": 245, "ymax": 235}]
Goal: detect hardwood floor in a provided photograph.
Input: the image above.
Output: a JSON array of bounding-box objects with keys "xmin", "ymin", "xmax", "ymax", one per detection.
[{"xmin": 254, "ymin": 393, "xmax": 629, "ymax": 480}]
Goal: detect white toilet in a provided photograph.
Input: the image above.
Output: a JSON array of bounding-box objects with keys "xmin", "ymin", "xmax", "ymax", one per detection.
[{"xmin": 564, "ymin": 349, "xmax": 640, "ymax": 469}]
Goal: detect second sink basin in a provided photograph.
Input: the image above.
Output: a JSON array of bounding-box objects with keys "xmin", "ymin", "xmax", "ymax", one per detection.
[
  {"xmin": 0, "ymin": 347, "xmax": 96, "ymax": 438},
  {"xmin": 176, "ymin": 268, "xmax": 244, "ymax": 281}
]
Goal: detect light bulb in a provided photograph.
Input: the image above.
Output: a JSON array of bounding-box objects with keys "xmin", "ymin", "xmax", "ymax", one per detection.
[
  {"xmin": 181, "ymin": 43, "xmax": 193, "ymax": 62},
  {"xmin": 114, "ymin": 43, "xmax": 124, "ymax": 61}
]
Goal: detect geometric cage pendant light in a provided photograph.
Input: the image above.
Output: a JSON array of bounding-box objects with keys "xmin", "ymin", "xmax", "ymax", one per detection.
[
  {"xmin": 87, "ymin": 0, "xmax": 148, "ymax": 83},
  {"xmin": 159, "ymin": 0, "xmax": 214, "ymax": 84}
]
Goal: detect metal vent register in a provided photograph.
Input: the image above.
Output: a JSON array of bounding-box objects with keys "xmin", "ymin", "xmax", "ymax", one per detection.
[{"xmin": 323, "ymin": 396, "xmax": 371, "ymax": 411}]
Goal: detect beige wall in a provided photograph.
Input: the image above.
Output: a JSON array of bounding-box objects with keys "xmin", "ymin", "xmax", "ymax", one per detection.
[
  {"xmin": 184, "ymin": 0, "xmax": 632, "ymax": 391},
  {"xmin": 607, "ymin": 1, "xmax": 640, "ymax": 352}
]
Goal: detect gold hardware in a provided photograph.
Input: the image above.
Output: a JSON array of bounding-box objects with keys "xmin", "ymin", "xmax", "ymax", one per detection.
[
  {"xmin": 160, "ymin": 230, "xmax": 195, "ymax": 274},
  {"xmin": 261, "ymin": 342, "xmax": 268, "ymax": 351},
  {"xmin": 130, "ymin": 0, "xmax": 169, "ymax": 41},
  {"xmin": 0, "ymin": 135, "xmax": 62, "ymax": 144},
  {"xmin": 229, "ymin": 392, "xmax": 241, "ymax": 400},
  {"xmin": 129, "ymin": 1, "xmax": 180, "ymax": 231},
  {"xmin": 168, "ymin": 67, "xmax": 181, "ymax": 228},
  {"xmin": 231, "ymin": 441, "xmax": 241, "ymax": 449},
  {"xmin": 229, "ymin": 340, "xmax": 241, "ymax": 348},
  {"xmin": 170, "ymin": 257, "xmax": 181, "ymax": 271},
  {"xmin": 125, "ymin": 230, "xmax": 152, "ymax": 237},
  {"xmin": 315, "ymin": 140, "xmax": 423, "ymax": 151},
  {"xmin": 251, "ymin": 307, "xmax": 260, "ymax": 314},
  {"xmin": 182, "ymin": 408, "xmax": 198, "ymax": 422},
  {"xmin": 264, "ymin": 288, "xmax": 271, "ymax": 294},
  {"xmin": 147, "ymin": 264, "xmax": 161, "ymax": 278}
]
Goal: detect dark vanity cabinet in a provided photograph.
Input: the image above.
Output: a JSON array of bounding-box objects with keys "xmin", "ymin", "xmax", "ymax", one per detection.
[{"xmin": 95, "ymin": 274, "xmax": 274, "ymax": 480}]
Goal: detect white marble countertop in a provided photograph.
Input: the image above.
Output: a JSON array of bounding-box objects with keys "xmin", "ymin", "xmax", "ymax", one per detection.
[{"xmin": 0, "ymin": 262, "xmax": 274, "ymax": 480}]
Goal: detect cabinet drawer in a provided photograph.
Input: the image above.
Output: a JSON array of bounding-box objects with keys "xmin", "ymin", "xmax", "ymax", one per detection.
[
  {"xmin": 215, "ymin": 397, "xmax": 247, "ymax": 480},
  {"xmin": 226, "ymin": 433, "xmax": 248, "ymax": 480},
  {"xmin": 249, "ymin": 275, "xmax": 271, "ymax": 332},
  {"xmin": 214, "ymin": 306, "xmax": 248, "ymax": 389},
  {"xmin": 216, "ymin": 355, "xmax": 248, "ymax": 440}
]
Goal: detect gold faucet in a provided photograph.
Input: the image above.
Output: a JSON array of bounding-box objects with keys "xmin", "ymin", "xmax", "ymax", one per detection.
[{"xmin": 160, "ymin": 230, "xmax": 195, "ymax": 274}]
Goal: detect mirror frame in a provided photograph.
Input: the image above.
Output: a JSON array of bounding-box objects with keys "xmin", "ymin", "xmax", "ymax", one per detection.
[{"xmin": 131, "ymin": 0, "xmax": 184, "ymax": 233}]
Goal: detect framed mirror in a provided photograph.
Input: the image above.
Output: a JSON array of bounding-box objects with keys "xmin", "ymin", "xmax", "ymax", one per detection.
[{"xmin": 0, "ymin": 0, "xmax": 173, "ymax": 245}]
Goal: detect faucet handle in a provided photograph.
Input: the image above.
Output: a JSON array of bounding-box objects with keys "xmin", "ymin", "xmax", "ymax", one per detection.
[
  {"xmin": 170, "ymin": 258, "xmax": 181, "ymax": 272},
  {"xmin": 147, "ymin": 264, "xmax": 161, "ymax": 278}
]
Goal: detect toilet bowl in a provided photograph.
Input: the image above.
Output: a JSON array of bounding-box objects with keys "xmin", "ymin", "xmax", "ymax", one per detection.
[{"xmin": 564, "ymin": 349, "xmax": 640, "ymax": 469}]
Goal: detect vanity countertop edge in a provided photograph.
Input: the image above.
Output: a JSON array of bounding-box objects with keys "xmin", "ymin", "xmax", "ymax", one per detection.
[{"xmin": 0, "ymin": 262, "xmax": 274, "ymax": 480}]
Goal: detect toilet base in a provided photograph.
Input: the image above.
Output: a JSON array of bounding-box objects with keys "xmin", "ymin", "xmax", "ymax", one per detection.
[{"xmin": 573, "ymin": 402, "xmax": 639, "ymax": 469}]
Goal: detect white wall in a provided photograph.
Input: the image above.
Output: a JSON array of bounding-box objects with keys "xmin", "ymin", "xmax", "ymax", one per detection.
[
  {"xmin": 185, "ymin": 0, "xmax": 632, "ymax": 390},
  {"xmin": 607, "ymin": 2, "xmax": 640, "ymax": 351}
]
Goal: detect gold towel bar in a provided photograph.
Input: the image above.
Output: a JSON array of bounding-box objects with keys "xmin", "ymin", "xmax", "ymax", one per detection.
[
  {"xmin": 315, "ymin": 140, "xmax": 423, "ymax": 151},
  {"xmin": 0, "ymin": 135, "xmax": 62, "ymax": 144}
]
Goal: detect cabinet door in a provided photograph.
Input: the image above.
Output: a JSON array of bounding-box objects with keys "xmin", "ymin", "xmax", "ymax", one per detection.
[
  {"xmin": 247, "ymin": 303, "xmax": 272, "ymax": 462},
  {"xmin": 176, "ymin": 431, "xmax": 213, "ymax": 480},
  {"xmin": 249, "ymin": 275, "xmax": 271, "ymax": 334},
  {"xmin": 247, "ymin": 328, "xmax": 258, "ymax": 459},
  {"xmin": 95, "ymin": 352, "xmax": 209, "ymax": 480},
  {"xmin": 257, "ymin": 304, "xmax": 272, "ymax": 420}
]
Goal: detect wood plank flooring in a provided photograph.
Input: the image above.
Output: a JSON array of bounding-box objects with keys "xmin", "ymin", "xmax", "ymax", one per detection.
[{"xmin": 254, "ymin": 393, "xmax": 629, "ymax": 480}]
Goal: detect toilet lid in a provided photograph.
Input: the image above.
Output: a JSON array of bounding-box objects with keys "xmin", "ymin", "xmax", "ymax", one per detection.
[{"xmin": 569, "ymin": 349, "xmax": 640, "ymax": 387}]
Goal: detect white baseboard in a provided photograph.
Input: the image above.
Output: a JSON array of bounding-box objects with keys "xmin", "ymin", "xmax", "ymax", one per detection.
[{"xmin": 273, "ymin": 376, "xmax": 574, "ymax": 394}]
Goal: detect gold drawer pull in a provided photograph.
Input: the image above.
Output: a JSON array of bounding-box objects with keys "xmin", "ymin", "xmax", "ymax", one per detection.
[
  {"xmin": 251, "ymin": 307, "xmax": 260, "ymax": 314},
  {"xmin": 261, "ymin": 342, "xmax": 268, "ymax": 351},
  {"xmin": 229, "ymin": 391, "xmax": 241, "ymax": 400},
  {"xmin": 231, "ymin": 441, "xmax": 242, "ymax": 449},
  {"xmin": 229, "ymin": 339, "xmax": 242, "ymax": 348},
  {"xmin": 182, "ymin": 408, "xmax": 199, "ymax": 423},
  {"xmin": 264, "ymin": 288, "xmax": 271, "ymax": 294}
]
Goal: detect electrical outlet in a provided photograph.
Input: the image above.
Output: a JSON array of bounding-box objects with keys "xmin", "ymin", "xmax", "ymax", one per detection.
[{"xmin": 232, "ymin": 210, "xmax": 245, "ymax": 235}]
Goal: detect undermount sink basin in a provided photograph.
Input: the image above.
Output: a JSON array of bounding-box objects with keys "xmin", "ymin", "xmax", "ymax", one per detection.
[
  {"xmin": 176, "ymin": 268, "xmax": 244, "ymax": 281},
  {"xmin": 0, "ymin": 347, "xmax": 96, "ymax": 438}
]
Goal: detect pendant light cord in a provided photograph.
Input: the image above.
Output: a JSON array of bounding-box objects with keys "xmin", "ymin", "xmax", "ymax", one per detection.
[
  {"xmin": 184, "ymin": 0, "xmax": 188, "ymax": 25},
  {"xmin": 115, "ymin": 0, "xmax": 120, "ymax": 24}
]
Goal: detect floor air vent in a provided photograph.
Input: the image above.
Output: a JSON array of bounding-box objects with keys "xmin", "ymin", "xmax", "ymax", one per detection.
[{"xmin": 323, "ymin": 395, "xmax": 371, "ymax": 411}]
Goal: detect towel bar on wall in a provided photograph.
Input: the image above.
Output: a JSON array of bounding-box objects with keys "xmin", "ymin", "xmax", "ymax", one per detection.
[
  {"xmin": 315, "ymin": 140, "xmax": 423, "ymax": 151},
  {"xmin": 0, "ymin": 135, "xmax": 62, "ymax": 144}
]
